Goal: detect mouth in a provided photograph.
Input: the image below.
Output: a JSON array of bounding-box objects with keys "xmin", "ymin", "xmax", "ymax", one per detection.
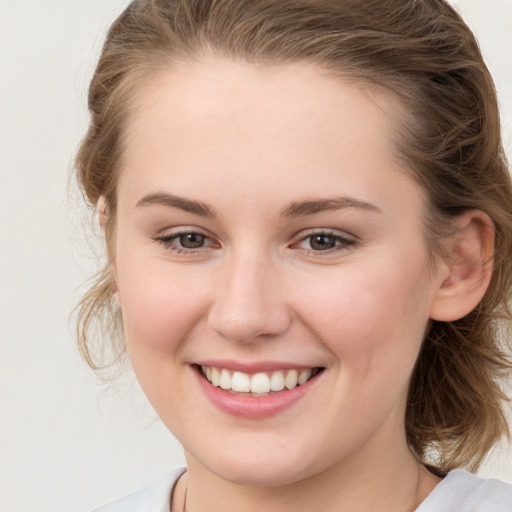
[{"xmin": 196, "ymin": 365, "xmax": 323, "ymax": 396}]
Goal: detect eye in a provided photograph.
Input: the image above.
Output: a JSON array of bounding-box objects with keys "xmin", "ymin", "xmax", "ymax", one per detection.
[
  {"xmin": 154, "ymin": 229, "xmax": 218, "ymax": 254},
  {"xmin": 308, "ymin": 234, "xmax": 340, "ymax": 251},
  {"xmin": 293, "ymin": 231, "xmax": 356, "ymax": 253},
  {"xmin": 176, "ymin": 233, "xmax": 207, "ymax": 249}
]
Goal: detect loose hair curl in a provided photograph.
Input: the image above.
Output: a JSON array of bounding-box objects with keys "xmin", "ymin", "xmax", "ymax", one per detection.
[{"xmin": 75, "ymin": 0, "xmax": 512, "ymax": 472}]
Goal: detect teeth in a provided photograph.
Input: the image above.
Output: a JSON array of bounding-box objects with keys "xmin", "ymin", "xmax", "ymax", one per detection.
[
  {"xmin": 220, "ymin": 369, "xmax": 232, "ymax": 390},
  {"xmin": 210, "ymin": 367, "xmax": 221, "ymax": 387},
  {"xmin": 270, "ymin": 371, "xmax": 285, "ymax": 391},
  {"xmin": 251, "ymin": 373, "xmax": 271, "ymax": 393},
  {"xmin": 200, "ymin": 366, "xmax": 317, "ymax": 394},
  {"xmin": 298, "ymin": 369, "xmax": 312, "ymax": 385},
  {"xmin": 232, "ymin": 371, "xmax": 251, "ymax": 392},
  {"xmin": 284, "ymin": 369, "xmax": 298, "ymax": 389}
]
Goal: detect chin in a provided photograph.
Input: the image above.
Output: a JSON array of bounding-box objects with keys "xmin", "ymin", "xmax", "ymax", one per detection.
[
  {"xmin": 210, "ymin": 459, "xmax": 314, "ymax": 487},
  {"xmin": 186, "ymin": 436, "xmax": 327, "ymax": 488}
]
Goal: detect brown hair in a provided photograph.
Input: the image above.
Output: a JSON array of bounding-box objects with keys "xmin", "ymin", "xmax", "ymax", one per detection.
[{"xmin": 75, "ymin": 0, "xmax": 512, "ymax": 472}]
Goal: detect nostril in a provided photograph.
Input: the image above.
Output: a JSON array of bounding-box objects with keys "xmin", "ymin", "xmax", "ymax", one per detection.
[{"xmin": 207, "ymin": 302, "xmax": 292, "ymax": 343}]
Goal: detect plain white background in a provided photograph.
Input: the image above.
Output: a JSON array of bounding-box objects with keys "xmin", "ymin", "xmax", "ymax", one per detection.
[{"xmin": 0, "ymin": 1, "xmax": 511, "ymax": 511}]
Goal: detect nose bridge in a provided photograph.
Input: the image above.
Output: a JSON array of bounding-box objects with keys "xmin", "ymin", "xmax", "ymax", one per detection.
[{"xmin": 208, "ymin": 245, "xmax": 291, "ymax": 342}]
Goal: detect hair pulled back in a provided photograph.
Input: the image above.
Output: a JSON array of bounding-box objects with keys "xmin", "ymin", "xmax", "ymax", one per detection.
[{"xmin": 75, "ymin": 0, "xmax": 512, "ymax": 472}]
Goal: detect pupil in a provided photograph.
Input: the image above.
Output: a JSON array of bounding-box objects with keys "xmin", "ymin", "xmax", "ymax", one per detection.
[
  {"xmin": 310, "ymin": 235, "xmax": 335, "ymax": 251},
  {"xmin": 180, "ymin": 233, "xmax": 205, "ymax": 249}
]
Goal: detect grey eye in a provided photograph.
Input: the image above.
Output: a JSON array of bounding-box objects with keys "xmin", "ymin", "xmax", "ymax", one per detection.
[
  {"xmin": 179, "ymin": 233, "xmax": 206, "ymax": 249},
  {"xmin": 308, "ymin": 234, "xmax": 338, "ymax": 251}
]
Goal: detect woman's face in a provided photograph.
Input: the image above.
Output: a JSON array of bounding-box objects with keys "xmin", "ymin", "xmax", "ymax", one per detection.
[{"xmin": 113, "ymin": 58, "xmax": 446, "ymax": 485}]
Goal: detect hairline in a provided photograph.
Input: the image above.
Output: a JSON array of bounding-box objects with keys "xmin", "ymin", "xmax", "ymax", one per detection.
[{"xmin": 104, "ymin": 50, "xmax": 447, "ymax": 271}]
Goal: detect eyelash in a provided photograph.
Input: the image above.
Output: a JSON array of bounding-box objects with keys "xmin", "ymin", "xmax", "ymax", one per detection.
[
  {"xmin": 292, "ymin": 230, "xmax": 357, "ymax": 255},
  {"xmin": 153, "ymin": 229, "xmax": 357, "ymax": 256},
  {"xmin": 154, "ymin": 230, "xmax": 218, "ymax": 255}
]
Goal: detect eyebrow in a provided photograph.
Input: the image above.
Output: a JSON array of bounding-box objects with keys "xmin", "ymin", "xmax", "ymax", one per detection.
[
  {"xmin": 136, "ymin": 192, "xmax": 217, "ymax": 217},
  {"xmin": 281, "ymin": 196, "xmax": 382, "ymax": 217},
  {"xmin": 135, "ymin": 192, "xmax": 381, "ymax": 218}
]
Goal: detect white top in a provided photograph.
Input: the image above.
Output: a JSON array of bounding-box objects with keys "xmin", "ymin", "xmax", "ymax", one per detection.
[
  {"xmin": 91, "ymin": 468, "xmax": 512, "ymax": 511},
  {"xmin": 90, "ymin": 468, "xmax": 185, "ymax": 512}
]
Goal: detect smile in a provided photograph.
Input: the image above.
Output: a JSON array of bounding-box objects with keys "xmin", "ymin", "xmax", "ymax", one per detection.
[
  {"xmin": 194, "ymin": 363, "xmax": 324, "ymax": 419},
  {"xmin": 199, "ymin": 365, "xmax": 321, "ymax": 395}
]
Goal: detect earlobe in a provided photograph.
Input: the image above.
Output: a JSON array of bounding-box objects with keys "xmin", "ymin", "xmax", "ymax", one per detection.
[
  {"xmin": 97, "ymin": 196, "xmax": 108, "ymax": 230},
  {"xmin": 97, "ymin": 196, "xmax": 122, "ymax": 307},
  {"xmin": 429, "ymin": 210, "xmax": 494, "ymax": 322},
  {"xmin": 113, "ymin": 285, "xmax": 122, "ymax": 308}
]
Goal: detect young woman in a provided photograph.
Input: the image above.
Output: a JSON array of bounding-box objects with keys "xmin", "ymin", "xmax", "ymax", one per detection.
[{"xmin": 76, "ymin": 1, "xmax": 512, "ymax": 510}]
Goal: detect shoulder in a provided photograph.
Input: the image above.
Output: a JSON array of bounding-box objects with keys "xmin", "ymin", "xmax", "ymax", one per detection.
[
  {"xmin": 90, "ymin": 468, "xmax": 186, "ymax": 512},
  {"xmin": 417, "ymin": 469, "xmax": 512, "ymax": 512}
]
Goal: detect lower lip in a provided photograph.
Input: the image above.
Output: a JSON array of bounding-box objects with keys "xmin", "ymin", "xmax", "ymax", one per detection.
[{"xmin": 194, "ymin": 367, "xmax": 322, "ymax": 419}]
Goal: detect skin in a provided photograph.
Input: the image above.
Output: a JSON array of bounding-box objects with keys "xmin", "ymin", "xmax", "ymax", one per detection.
[{"xmin": 109, "ymin": 57, "xmax": 489, "ymax": 511}]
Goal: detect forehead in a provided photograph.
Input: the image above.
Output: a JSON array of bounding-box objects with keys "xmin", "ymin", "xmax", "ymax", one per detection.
[
  {"xmin": 125, "ymin": 58, "xmax": 402, "ymax": 153},
  {"xmin": 119, "ymin": 57, "xmax": 420, "ymax": 213}
]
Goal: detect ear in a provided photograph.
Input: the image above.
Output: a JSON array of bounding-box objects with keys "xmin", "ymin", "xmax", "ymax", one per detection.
[
  {"xmin": 429, "ymin": 210, "xmax": 494, "ymax": 322},
  {"xmin": 97, "ymin": 196, "xmax": 122, "ymax": 307},
  {"xmin": 97, "ymin": 195, "xmax": 108, "ymax": 231}
]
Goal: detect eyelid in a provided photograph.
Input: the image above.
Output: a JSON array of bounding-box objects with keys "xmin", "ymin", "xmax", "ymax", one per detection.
[
  {"xmin": 151, "ymin": 226, "xmax": 357, "ymax": 256},
  {"xmin": 153, "ymin": 226, "xmax": 220, "ymax": 253},
  {"xmin": 292, "ymin": 227, "xmax": 356, "ymax": 242},
  {"xmin": 290, "ymin": 228, "xmax": 358, "ymax": 254}
]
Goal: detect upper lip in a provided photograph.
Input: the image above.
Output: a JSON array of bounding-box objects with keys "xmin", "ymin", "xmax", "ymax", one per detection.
[{"xmin": 194, "ymin": 360, "xmax": 322, "ymax": 373}]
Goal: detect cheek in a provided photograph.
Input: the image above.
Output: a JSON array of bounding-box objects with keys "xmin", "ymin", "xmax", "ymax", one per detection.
[
  {"xmin": 115, "ymin": 254, "xmax": 210, "ymax": 354},
  {"xmin": 114, "ymin": 256, "xmax": 212, "ymax": 415},
  {"xmin": 296, "ymin": 255, "xmax": 432, "ymax": 371},
  {"xmin": 293, "ymin": 257, "xmax": 432, "ymax": 442}
]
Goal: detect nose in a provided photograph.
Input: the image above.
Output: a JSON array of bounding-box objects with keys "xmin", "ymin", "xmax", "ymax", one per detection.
[{"xmin": 207, "ymin": 251, "xmax": 292, "ymax": 343}]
